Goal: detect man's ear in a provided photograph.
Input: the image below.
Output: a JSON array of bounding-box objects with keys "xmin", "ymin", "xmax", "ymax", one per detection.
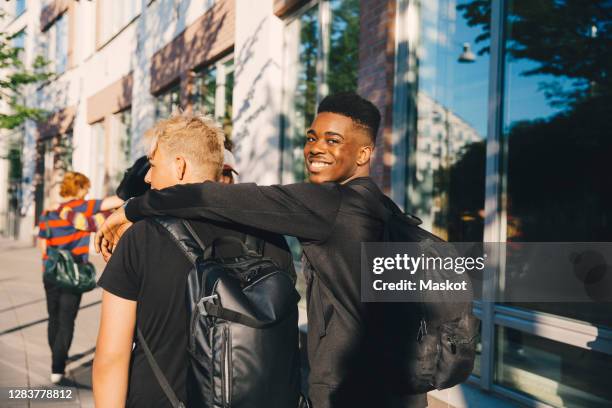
[
  {"xmin": 174, "ymin": 156, "xmax": 187, "ymax": 180},
  {"xmin": 356, "ymin": 144, "xmax": 373, "ymax": 166}
]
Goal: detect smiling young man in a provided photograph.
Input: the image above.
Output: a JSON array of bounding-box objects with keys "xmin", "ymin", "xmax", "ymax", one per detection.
[
  {"xmin": 92, "ymin": 114, "xmax": 295, "ymax": 407},
  {"xmin": 96, "ymin": 93, "xmax": 427, "ymax": 408}
]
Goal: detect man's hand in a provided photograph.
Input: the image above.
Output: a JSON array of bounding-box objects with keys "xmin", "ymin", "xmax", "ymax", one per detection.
[{"xmin": 95, "ymin": 207, "xmax": 133, "ymax": 261}]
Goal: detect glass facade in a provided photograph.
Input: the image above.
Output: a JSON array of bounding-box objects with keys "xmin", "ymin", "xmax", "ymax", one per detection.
[
  {"xmin": 500, "ymin": 0, "xmax": 612, "ymax": 328},
  {"xmin": 283, "ymin": 0, "xmax": 360, "ymax": 183},
  {"xmin": 408, "ymin": 0, "xmax": 489, "ymax": 242},
  {"xmin": 398, "ymin": 0, "xmax": 612, "ymax": 406}
]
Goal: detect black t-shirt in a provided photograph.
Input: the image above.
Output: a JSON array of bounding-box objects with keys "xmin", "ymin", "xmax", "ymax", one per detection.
[{"xmin": 98, "ymin": 218, "xmax": 294, "ymax": 408}]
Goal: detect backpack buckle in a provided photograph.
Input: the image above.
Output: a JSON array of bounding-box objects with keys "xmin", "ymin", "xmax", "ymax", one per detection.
[{"xmin": 197, "ymin": 294, "xmax": 218, "ymax": 316}]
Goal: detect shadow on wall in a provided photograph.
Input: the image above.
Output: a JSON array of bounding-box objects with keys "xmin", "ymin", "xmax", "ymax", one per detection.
[
  {"xmin": 149, "ymin": 1, "xmax": 227, "ymax": 96},
  {"xmin": 231, "ymin": 16, "xmax": 285, "ymax": 184}
]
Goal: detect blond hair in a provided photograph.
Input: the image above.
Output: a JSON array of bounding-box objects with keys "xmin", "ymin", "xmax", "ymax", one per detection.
[
  {"xmin": 145, "ymin": 112, "xmax": 225, "ymax": 180},
  {"xmin": 59, "ymin": 171, "xmax": 90, "ymax": 197}
]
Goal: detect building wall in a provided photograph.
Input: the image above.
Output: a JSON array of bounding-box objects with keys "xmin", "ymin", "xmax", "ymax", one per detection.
[
  {"xmin": 232, "ymin": 0, "xmax": 285, "ymax": 184},
  {"xmin": 16, "ymin": 0, "xmax": 231, "ymax": 241},
  {"xmin": 11, "ymin": 0, "xmax": 399, "ymax": 239},
  {"xmin": 358, "ymin": 0, "xmax": 396, "ymax": 193}
]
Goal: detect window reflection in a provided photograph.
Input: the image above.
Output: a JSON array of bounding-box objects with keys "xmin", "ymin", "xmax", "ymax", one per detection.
[
  {"xmin": 328, "ymin": 0, "xmax": 360, "ymax": 94},
  {"xmin": 155, "ymin": 83, "xmax": 181, "ymax": 120},
  {"xmin": 496, "ymin": 326, "xmax": 612, "ymax": 407},
  {"xmin": 53, "ymin": 13, "xmax": 68, "ymax": 74},
  {"xmin": 410, "ymin": 0, "xmax": 489, "ymax": 242},
  {"xmin": 499, "ymin": 0, "xmax": 612, "ymax": 327},
  {"xmin": 193, "ymin": 57, "xmax": 235, "ymax": 144},
  {"xmin": 284, "ymin": 0, "xmax": 360, "ymax": 182}
]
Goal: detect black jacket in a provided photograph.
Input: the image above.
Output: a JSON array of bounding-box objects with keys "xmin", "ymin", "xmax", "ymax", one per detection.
[{"xmin": 125, "ymin": 177, "xmax": 426, "ymax": 408}]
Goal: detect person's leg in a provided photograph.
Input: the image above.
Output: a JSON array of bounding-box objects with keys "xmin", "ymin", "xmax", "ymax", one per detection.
[
  {"xmin": 50, "ymin": 289, "xmax": 82, "ymax": 374},
  {"xmin": 44, "ymin": 280, "xmax": 61, "ymax": 352}
]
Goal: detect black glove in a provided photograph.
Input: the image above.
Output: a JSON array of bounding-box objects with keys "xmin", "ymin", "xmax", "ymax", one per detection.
[{"xmin": 116, "ymin": 156, "xmax": 151, "ymax": 200}]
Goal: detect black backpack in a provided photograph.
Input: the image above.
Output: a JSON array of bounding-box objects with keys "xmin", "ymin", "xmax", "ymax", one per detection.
[
  {"xmin": 352, "ymin": 184, "xmax": 479, "ymax": 394},
  {"xmin": 137, "ymin": 217, "xmax": 301, "ymax": 407}
]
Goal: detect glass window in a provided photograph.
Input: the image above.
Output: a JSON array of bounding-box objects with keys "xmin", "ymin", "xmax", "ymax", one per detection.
[
  {"xmin": 495, "ymin": 326, "xmax": 612, "ymax": 407},
  {"xmin": 56, "ymin": 14, "xmax": 68, "ymax": 73},
  {"xmin": 108, "ymin": 110, "xmax": 132, "ymax": 193},
  {"xmin": 193, "ymin": 56, "xmax": 234, "ymax": 144},
  {"xmin": 45, "ymin": 13, "xmax": 68, "ymax": 74},
  {"xmin": 12, "ymin": 29, "xmax": 26, "ymax": 66},
  {"xmin": 55, "ymin": 131, "xmax": 73, "ymax": 172},
  {"xmin": 15, "ymin": 0, "xmax": 26, "ymax": 17},
  {"xmin": 328, "ymin": 0, "xmax": 360, "ymax": 94},
  {"xmin": 99, "ymin": 0, "xmax": 142, "ymax": 45},
  {"xmin": 407, "ymin": 0, "xmax": 490, "ymax": 242},
  {"xmin": 499, "ymin": 0, "xmax": 612, "ymax": 326},
  {"xmin": 283, "ymin": 0, "xmax": 360, "ymax": 183},
  {"xmin": 90, "ymin": 122, "xmax": 106, "ymax": 197},
  {"xmin": 155, "ymin": 83, "xmax": 181, "ymax": 120}
]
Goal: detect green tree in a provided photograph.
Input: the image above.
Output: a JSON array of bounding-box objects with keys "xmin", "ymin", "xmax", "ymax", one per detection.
[
  {"xmin": 328, "ymin": 0, "xmax": 360, "ymax": 94},
  {"xmin": 0, "ymin": 11, "xmax": 52, "ymax": 129},
  {"xmin": 458, "ymin": 0, "xmax": 611, "ymax": 109}
]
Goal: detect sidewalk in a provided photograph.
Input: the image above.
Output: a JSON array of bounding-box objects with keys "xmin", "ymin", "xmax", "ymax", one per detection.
[{"xmin": 0, "ymin": 239, "xmax": 106, "ymax": 407}]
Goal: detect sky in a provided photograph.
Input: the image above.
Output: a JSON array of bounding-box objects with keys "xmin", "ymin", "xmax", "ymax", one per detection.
[{"xmin": 417, "ymin": 0, "xmax": 566, "ymax": 138}]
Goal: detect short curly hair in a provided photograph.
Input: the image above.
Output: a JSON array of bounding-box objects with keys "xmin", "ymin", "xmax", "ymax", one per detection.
[
  {"xmin": 317, "ymin": 92, "xmax": 381, "ymax": 143},
  {"xmin": 59, "ymin": 171, "xmax": 90, "ymax": 198}
]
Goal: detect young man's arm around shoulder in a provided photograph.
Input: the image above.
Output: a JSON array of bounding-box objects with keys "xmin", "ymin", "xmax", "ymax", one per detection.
[
  {"xmin": 92, "ymin": 290, "xmax": 136, "ymax": 408},
  {"xmin": 95, "ymin": 181, "xmax": 343, "ymax": 258},
  {"xmin": 125, "ymin": 181, "xmax": 341, "ymax": 239}
]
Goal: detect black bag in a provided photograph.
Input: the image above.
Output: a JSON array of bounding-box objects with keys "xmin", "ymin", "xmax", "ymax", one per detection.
[
  {"xmin": 42, "ymin": 220, "xmax": 97, "ymax": 293},
  {"xmin": 137, "ymin": 217, "xmax": 301, "ymax": 408},
  {"xmin": 351, "ymin": 184, "xmax": 478, "ymax": 394}
]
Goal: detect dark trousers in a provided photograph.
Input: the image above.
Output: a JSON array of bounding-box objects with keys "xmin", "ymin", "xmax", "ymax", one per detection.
[{"xmin": 44, "ymin": 279, "xmax": 82, "ymax": 374}]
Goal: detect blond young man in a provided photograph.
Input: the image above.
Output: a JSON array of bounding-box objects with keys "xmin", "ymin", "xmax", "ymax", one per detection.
[{"xmin": 92, "ymin": 114, "xmax": 294, "ymax": 407}]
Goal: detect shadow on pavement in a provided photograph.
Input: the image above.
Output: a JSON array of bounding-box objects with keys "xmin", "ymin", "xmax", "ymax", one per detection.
[
  {"xmin": 0, "ymin": 297, "xmax": 46, "ymax": 314},
  {"xmin": 0, "ymin": 300, "xmax": 101, "ymax": 336}
]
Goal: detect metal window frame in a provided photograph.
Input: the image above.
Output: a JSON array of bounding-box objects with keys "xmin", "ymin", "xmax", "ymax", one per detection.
[{"xmin": 480, "ymin": 0, "xmax": 507, "ymax": 391}]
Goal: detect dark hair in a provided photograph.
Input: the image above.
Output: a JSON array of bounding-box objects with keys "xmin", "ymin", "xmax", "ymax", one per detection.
[{"xmin": 317, "ymin": 92, "xmax": 381, "ymax": 142}]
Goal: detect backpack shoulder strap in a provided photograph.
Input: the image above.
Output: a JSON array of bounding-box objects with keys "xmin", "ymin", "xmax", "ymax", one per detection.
[
  {"xmin": 138, "ymin": 217, "xmax": 193, "ymax": 408},
  {"xmin": 152, "ymin": 217, "xmax": 206, "ymax": 265},
  {"xmin": 136, "ymin": 328, "xmax": 185, "ymax": 408},
  {"xmin": 348, "ymin": 183, "xmax": 422, "ymax": 226}
]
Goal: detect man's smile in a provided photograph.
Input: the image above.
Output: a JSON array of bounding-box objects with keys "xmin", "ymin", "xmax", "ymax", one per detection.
[{"xmin": 308, "ymin": 158, "xmax": 333, "ymax": 170}]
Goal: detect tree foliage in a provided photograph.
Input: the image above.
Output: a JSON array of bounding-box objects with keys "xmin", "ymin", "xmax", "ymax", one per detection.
[
  {"xmin": 0, "ymin": 11, "xmax": 52, "ymax": 129},
  {"xmin": 458, "ymin": 0, "xmax": 612, "ymax": 108}
]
